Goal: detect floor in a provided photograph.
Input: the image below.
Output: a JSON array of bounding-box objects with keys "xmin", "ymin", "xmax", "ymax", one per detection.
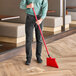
[
  {"xmin": 0, "ymin": 42, "xmax": 16, "ymax": 53},
  {"xmin": 0, "ymin": 33, "xmax": 76, "ymax": 76}
]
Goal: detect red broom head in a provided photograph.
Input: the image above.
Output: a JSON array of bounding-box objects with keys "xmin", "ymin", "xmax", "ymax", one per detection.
[{"xmin": 47, "ymin": 57, "xmax": 59, "ymax": 68}]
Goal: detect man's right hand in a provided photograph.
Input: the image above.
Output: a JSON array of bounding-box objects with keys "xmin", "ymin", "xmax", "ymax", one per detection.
[{"xmin": 26, "ymin": 3, "xmax": 34, "ymax": 8}]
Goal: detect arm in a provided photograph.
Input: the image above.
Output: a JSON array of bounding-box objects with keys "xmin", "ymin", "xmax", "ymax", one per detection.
[
  {"xmin": 26, "ymin": 3, "xmax": 34, "ymax": 8},
  {"xmin": 36, "ymin": 0, "xmax": 48, "ymax": 25},
  {"xmin": 20, "ymin": 0, "xmax": 34, "ymax": 9},
  {"xmin": 20, "ymin": 0, "xmax": 27, "ymax": 9},
  {"xmin": 41, "ymin": 0, "xmax": 48, "ymax": 19}
]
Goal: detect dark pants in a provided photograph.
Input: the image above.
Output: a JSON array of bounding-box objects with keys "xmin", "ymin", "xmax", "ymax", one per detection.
[{"xmin": 25, "ymin": 14, "xmax": 43, "ymax": 61}]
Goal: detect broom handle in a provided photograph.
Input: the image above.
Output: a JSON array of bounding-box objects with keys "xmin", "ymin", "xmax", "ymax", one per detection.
[{"xmin": 32, "ymin": 8, "xmax": 50, "ymax": 57}]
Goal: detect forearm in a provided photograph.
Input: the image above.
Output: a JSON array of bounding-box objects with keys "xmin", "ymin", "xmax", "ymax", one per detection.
[
  {"xmin": 26, "ymin": 5, "xmax": 30, "ymax": 8},
  {"xmin": 26, "ymin": 3, "xmax": 34, "ymax": 8},
  {"xmin": 41, "ymin": 0, "xmax": 48, "ymax": 19},
  {"xmin": 20, "ymin": 0, "xmax": 27, "ymax": 9},
  {"xmin": 39, "ymin": 18, "xmax": 43, "ymax": 22}
]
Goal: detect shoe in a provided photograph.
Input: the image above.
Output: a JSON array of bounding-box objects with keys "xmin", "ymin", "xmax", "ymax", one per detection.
[
  {"xmin": 37, "ymin": 58, "xmax": 43, "ymax": 63},
  {"xmin": 25, "ymin": 59, "xmax": 31, "ymax": 65},
  {"xmin": 25, "ymin": 61, "xmax": 30, "ymax": 65}
]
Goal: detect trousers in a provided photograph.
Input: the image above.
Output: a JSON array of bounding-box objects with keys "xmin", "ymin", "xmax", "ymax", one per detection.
[{"xmin": 25, "ymin": 14, "xmax": 43, "ymax": 60}]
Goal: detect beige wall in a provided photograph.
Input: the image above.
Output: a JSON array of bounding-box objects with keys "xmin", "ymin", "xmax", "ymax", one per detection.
[
  {"xmin": 0, "ymin": 0, "xmax": 26, "ymax": 23},
  {"xmin": 66, "ymin": 0, "xmax": 76, "ymax": 7},
  {"xmin": 48, "ymin": 0, "xmax": 63, "ymax": 17},
  {"xmin": 0, "ymin": 0, "xmax": 64, "ymax": 23}
]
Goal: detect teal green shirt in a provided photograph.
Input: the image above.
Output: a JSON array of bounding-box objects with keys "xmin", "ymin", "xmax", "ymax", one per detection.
[{"xmin": 20, "ymin": 0, "xmax": 48, "ymax": 19}]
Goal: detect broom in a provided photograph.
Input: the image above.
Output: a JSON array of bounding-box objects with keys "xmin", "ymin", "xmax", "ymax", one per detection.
[{"xmin": 32, "ymin": 8, "xmax": 59, "ymax": 68}]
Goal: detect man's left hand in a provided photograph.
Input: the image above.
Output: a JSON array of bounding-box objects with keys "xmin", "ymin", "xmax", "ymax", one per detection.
[{"xmin": 36, "ymin": 18, "xmax": 43, "ymax": 25}]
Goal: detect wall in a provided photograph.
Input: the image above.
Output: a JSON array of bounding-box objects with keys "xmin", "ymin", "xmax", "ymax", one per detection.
[
  {"xmin": 0, "ymin": 0, "xmax": 64, "ymax": 23},
  {"xmin": 0, "ymin": 0, "xmax": 26, "ymax": 23},
  {"xmin": 66, "ymin": 0, "xmax": 76, "ymax": 20},
  {"xmin": 48, "ymin": 0, "xmax": 63, "ymax": 17},
  {"xmin": 66, "ymin": 0, "xmax": 76, "ymax": 7}
]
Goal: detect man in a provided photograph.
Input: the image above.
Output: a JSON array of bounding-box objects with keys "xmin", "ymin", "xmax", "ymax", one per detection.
[{"xmin": 20, "ymin": 0, "xmax": 48, "ymax": 65}]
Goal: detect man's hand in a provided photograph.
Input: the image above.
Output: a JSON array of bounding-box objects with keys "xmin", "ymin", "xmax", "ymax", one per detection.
[
  {"xmin": 36, "ymin": 18, "xmax": 43, "ymax": 25},
  {"xmin": 26, "ymin": 3, "xmax": 34, "ymax": 8}
]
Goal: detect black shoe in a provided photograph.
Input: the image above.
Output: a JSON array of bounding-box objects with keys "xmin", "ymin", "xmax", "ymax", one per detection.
[
  {"xmin": 25, "ymin": 61, "xmax": 30, "ymax": 65},
  {"xmin": 37, "ymin": 58, "xmax": 43, "ymax": 63},
  {"xmin": 25, "ymin": 59, "xmax": 31, "ymax": 65}
]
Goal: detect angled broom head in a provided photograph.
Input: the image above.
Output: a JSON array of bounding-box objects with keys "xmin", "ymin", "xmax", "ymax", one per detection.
[{"xmin": 47, "ymin": 57, "xmax": 59, "ymax": 68}]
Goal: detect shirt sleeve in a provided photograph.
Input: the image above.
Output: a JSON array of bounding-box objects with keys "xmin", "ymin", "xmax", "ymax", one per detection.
[
  {"xmin": 20, "ymin": 0, "xmax": 27, "ymax": 9},
  {"xmin": 41, "ymin": 0, "xmax": 48, "ymax": 19}
]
